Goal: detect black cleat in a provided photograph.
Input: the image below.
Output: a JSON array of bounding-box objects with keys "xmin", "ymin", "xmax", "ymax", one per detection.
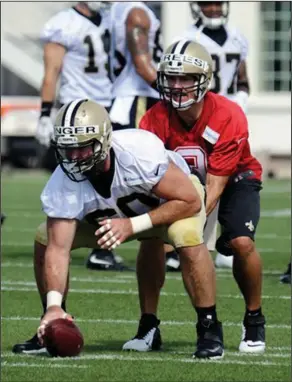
[
  {"xmin": 193, "ymin": 318, "xmax": 224, "ymax": 359},
  {"xmin": 280, "ymin": 263, "xmax": 291, "ymax": 284},
  {"xmin": 122, "ymin": 314, "xmax": 162, "ymax": 351},
  {"xmin": 86, "ymin": 249, "xmax": 134, "ymax": 271},
  {"xmin": 239, "ymin": 314, "xmax": 266, "ymax": 353},
  {"xmin": 12, "ymin": 333, "xmax": 47, "ymax": 355},
  {"xmin": 166, "ymin": 251, "xmax": 181, "ymax": 272}
]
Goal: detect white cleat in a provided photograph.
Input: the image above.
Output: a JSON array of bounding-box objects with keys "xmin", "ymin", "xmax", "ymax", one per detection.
[
  {"xmin": 239, "ymin": 315, "xmax": 266, "ymax": 354},
  {"xmin": 215, "ymin": 253, "xmax": 233, "ymax": 269},
  {"xmin": 122, "ymin": 327, "xmax": 161, "ymax": 352}
]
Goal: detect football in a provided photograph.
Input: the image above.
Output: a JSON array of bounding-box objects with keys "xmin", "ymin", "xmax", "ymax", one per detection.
[{"xmin": 43, "ymin": 318, "xmax": 84, "ymax": 357}]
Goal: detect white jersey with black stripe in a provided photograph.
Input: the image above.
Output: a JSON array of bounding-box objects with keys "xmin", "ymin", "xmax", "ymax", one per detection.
[
  {"xmin": 41, "ymin": 129, "xmax": 190, "ymax": 221},
  {"xmin": 41, "ymin": 7, "xmax": 112, "ymax": 106},
  {"xmin": 110, "ymin": 2, "xmax": 163, "ymax": 98},
  {"xmin": 175, "ymin": 24, "xmax": 248, "ymax": 101}
]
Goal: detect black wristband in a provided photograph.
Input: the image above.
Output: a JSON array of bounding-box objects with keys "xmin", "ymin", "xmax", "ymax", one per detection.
[
  {"xmin": 40, "ymin": 101, "xmax": 53, "ymax": 117},
  {"xmin": 150, "ymin": 80, "xmax": 158, "ymax": 92}
]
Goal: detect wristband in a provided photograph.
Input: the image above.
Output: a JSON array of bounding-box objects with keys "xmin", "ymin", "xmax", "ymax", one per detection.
[
  {"xmin": 130, "ymin": 213, "xmax": 153, "ymax": 234},
  {"xmin": 47, "ymin": 290, "xmax": 63, "ymax": 308},
  {"xmin": 40, "ymin": 101, "xmax": 53, "ymax": 117}
]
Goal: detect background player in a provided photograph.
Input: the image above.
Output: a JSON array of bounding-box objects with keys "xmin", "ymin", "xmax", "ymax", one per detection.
[{"xmin": 36, "ymin": 1, "xmax": 129, "ymax": 271}]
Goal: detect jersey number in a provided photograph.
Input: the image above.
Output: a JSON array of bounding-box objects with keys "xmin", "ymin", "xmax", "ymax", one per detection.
[
  {"xmin": 174, "ymin": 146, "xmax": 207, "ymax": 179},
  {"xmin": 85, "ymin": 193, "xmax": 160, "ymax": 225},
  {"xmin": 211, "ymin": 53, "xmax": 240, "ymax": 94},
  {"xmin": 84, "ymin": 31, "xmax": 111, "ymax": 78}
]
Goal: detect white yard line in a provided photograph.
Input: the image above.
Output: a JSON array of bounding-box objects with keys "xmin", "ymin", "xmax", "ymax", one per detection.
[
  {"xmin": 1, "ymin": 284, "xmax": 290, "ymax": 300},
  {"xmin": 1, "ymin": 316, "xmax": 290, "ymax": 329},
  {"xmin": 0, "ymin": 353, "xmax": 289, "ymax": 367},
  {"xmin": 1, "ymin": 361, "xmax": 87, "ymax": 369}
]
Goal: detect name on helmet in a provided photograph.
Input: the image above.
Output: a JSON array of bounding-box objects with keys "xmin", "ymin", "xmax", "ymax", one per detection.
[
  {"xmin": 162, "ymin": 54, "xmax": 209, "ymax": 71},
  {"xmin": 55, "ymin": 126, "xmax": 100, "ymax": 135}
]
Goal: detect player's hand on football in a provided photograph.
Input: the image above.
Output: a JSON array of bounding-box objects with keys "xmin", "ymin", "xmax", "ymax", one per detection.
[
  {"xmin": 95, "ymin": 218, "xmax": 133, "ymax": 250},
  {"xmin": 36, "ymin": 116, "xmax": 54, "ymax": 147},
  {"xmin": 37, "ymin": 306, "xmax": 73, "ymax": 345}
]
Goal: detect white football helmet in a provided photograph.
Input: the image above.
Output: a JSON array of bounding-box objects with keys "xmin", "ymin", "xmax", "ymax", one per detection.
[
  {"xmin": 52, "ymin": 99, "xmax": 112, "ymax": 182},
  {"xmin": 190, "ymin": 2, "xmax": 229, "ymax": 29},
  {"xmin": 86, "ymin": 2, "xmax": 112, "ymax": 12}
]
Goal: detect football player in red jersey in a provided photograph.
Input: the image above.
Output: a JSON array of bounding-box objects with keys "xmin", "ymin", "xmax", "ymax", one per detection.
[{"xmin": 124, "ymin": 40, "xmax": 265, "ymax": 354}]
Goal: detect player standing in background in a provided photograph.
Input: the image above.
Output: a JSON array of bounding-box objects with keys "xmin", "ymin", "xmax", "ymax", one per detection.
[
  {"xmin": 13, "ymin": 99, "xmax": 223, "ymax": 359},
  {"xmin": 133, "ymin": 40, "xmax": 266, "ymax": 355},
  {"xmin": 35, "ymin": 1, "xmax": 129, "ymax": 271},
  {"xmin": 86, "ymin": 0, "xmax": 164, "ymax": 270},
  {"xmin": 108, "ymin": 1, "xmax": 163, "ymax": 129},
  {"xmin": 166, "ymin": 1, "xmax": 251, "ymax": 270}
]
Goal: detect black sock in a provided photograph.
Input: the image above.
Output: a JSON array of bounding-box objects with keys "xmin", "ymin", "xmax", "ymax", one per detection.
[
  {"xmin": 245, "ymin": 307, "xmax": 262, "ymax": 318},
  {"xmin": 42, "ymin": 300, "xmax": 67, "ymax": 315},
  {"xmin": 195, "ymin": 305, "xmax": 217, "ymax": 322},
  {"xmin": 141, "ymin": 313, "xmax": 159, "ymax": 327}
]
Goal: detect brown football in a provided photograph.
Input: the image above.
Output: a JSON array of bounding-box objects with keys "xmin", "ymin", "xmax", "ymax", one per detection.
[{"xmin": 43, "ymin": 318, "xmax": 84, "ymax": 357}]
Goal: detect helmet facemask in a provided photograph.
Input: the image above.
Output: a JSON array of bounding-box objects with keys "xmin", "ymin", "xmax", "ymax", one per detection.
[
  {"xmin": 190, "ymin": 2, "xmax": 229, "ymax": 30},
  {"xmin": 53, "ymin": 137, "xmax": 110, "ymax": 182},
  {"xmin": 158, "ymin": 72, "xmax": 210, "ymax": 110}
]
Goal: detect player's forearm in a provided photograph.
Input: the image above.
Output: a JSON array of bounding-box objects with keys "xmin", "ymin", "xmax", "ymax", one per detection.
[
  {"xmin": 43, "ymin": 246, "xmax": 70, "ymax": 296},
  {"xmin": 205, "ymin": 174, "xmax": 229, "ymax": 216},
  {"xmin": 149, "ymin": 198, "xmax": 201, "ymax": 226},
  {"xmin": 40, "ymin": 73, "xmax": 58, "ymax": 103}
]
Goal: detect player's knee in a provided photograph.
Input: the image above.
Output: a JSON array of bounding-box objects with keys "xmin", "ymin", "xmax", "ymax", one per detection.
[
  {"xmin": 35, "ymin": 222, "xmax": 48, "ymax": 246},
  {"xmin": 230, "ymin": 236, "xmax": 255, "ymax": 255},
  {"xmin": 167, "ymin": 218, "xmax": 203, "ymax": 248}
]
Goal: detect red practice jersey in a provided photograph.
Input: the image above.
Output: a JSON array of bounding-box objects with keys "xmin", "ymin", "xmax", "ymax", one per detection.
[{"xmin": 139, "ymin": 92, "xmax": 262, "ymax": 182}]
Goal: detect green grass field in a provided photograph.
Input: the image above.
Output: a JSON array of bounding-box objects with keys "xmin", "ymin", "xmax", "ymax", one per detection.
[{"xmin": 1, "ymin": 171, "xmax": 291, "ymax": 382}]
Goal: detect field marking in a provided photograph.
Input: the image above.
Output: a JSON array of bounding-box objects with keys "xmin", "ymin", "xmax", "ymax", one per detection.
[
  {"xmin": 1, "ymin": 284, "xmax": 290, "ymax": 301},
  {"xmin": 0, "ymin": 353, "xmax": 289, "ymax": 367},
  {"xmin": 1, "ymin": 316, "xmax": 290, "ymax": 330},
  {"xmin": 1, "ymin": 361, "xmax": 87, "ymax": 369},
  {"xmin": 1, "ymin": 284, "xmax": 290, "ymax": 300},
  {"xmin": 1, "ymin": 262, "xmax": 285, "ymax": 276}
]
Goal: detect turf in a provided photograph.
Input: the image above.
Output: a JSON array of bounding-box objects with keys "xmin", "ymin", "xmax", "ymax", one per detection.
[{"xmin": 1, "ymin": 171, "xmax": 291, "ymax": 382}]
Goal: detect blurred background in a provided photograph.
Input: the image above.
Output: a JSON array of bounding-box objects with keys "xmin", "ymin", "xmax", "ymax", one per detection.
[{"xmin": 1, "ymin": 1, "xmax": 291, "ymax": 178}]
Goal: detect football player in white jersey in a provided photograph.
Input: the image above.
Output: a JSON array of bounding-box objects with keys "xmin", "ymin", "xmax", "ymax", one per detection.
[
  {"xmin": 12, "ymin": 99, "xmax": 223, "ymax": 359},
  {"xmin": 36, "ymin": 2, "xmax": 129, "ymax": 271},
  {"xmin": 166, "ymin": 1, "xmax": 251, "ymax": 270},
  {"xmin": 108, "ymin": 1, "xmax": 163, "ymax": 130}
]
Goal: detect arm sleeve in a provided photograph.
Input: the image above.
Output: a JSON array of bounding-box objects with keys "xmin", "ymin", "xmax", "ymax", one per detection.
[
  {"xmin": 40, "ymin": 167, "xmax": 85, "ymax": 220},
  {"xmin": 122, "ymin": 131, "xmax": 170, "ymax": 192},
  {"xmin": 207, "ymin": 110, "xmax": 249, "ymax": 176},
  {"xmin": 40, "ymin": 11, "xmax": 75, "ymax": 50}
]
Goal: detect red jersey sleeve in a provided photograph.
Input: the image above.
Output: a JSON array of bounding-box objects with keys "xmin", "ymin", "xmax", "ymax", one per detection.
[
  {"xmin": 208, "ymin": 107, "xmax": 249, "ymax": 176},
  {"xmin": 139, "ymin": 102, "xmax": 168, "ymax": 144}
]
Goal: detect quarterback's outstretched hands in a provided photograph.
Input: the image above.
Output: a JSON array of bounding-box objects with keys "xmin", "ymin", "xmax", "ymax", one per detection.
[
  {"xmin": 95, "ymin": 218, "xmax": 134, "ymax": 250},
  {"xmin": 37, "ymin": 306, "xmax": 73, "ymax": 345},
  {"xmin": 36, "ymin": 116, "xmax": 54, "ymax": 147}
]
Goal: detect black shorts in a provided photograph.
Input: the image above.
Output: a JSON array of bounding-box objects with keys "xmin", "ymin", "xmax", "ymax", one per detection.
[
  {"xmin": 112, "ymin": 96, "xmax": 159, "ymax": 130},
  {"xmin": 218, "ymin": 178, "xmax": 262, "ymax": 242}
]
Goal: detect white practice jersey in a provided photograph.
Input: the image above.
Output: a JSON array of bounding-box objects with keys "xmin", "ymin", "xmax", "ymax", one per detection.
[
  {"xmin": 177, "ymin": 24, "xmax": 248, "ymax": 101},
  {"xmin": 41, "ymin": 7, "xmax": 112, "ymax": 106},
  {"xmin": 110, "ymin": 2, "xmax": 163, "ymax": 98},
  {"xmin": 41, "ymin": 129, "xmax": 190, "ymax": 221}
]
